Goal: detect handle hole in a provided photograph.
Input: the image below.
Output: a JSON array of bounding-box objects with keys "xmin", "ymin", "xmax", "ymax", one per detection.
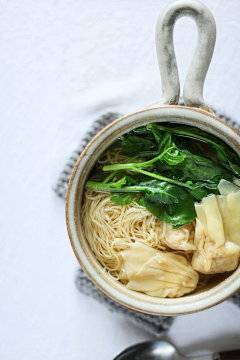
[{"xmin": 174, "ymin": 17, "xmax": 197, "ymax": 98}]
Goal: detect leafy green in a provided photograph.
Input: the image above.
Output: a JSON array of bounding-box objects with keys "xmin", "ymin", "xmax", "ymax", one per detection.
[
  {"xmin": 149, "ymin": 123, "xmax": 240, "ymax": 177},
  {"xmin": 176, "ymin": 149, "xmax": 232, "ymax": 182},
  {"xmin": 108, "ymin": 139, "xmax": 123, "ymax": 150},
  {"xmin": 88, "ymin": 168, "xmax": 108, "ymax": 182},
  {"xmin": 137, "ymin": 194, "xmax": 145, "ymax": 206},
  {"xmin": 86, "ymin": 177, "xmax": 127, "ymax": 191},
  {"xmin": 102, "ymin": 143, "xmax": 229, "ymax": 195},
  {"xmin": 110, "ymin": 192, "xmax": 136, "ymax": 205},
  {"xmin": 103, "ymin": 163, "xmax": 195, "ymax": 191},
  {"xmin": 86, "ymin": 122, "xmax": 240, "ymax": 228},
  {"xmin": 86, "ymin": 176, "xmax": 198, "ymax": 228},
  {"xmin": 109, "ymin": 177, "xmax": 126, "ymax": 189},
  {"xmin": 122, "ymin": 134, "xmax": 156, "ymax": 156},
  {"xmin": 103, "ymin": 136, "xmax": 187, "ymax": 184},
  {"xmin": 138, "ymin": 179, "xmax": 197, "ymax": 228},
  {"xmin": 158, "ymin": 132, "xmax": 186, "ymax": 166},
  {"xmin": 149, "ymin": 123, "xmax": 164, "ymax": 144},
  {"xmin": 155, "ymin": 149, "xmax": 233, "ymax": 183},
  {"xmin": 130, "ymin": 125, "xmax": 152, "ymax": 135},
  {"xmin": 118, "ymin": 172, "xmax": 138, "ymax": 185},
  {"xmin": 188, "ymin": 181, "xmax": 219, "ymax": 197},
  {"xmin": 208, "ymin": 143, "xmax": 240, "ymax": 176}
]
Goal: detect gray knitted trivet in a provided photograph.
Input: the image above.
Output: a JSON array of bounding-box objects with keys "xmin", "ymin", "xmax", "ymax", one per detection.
[
  {"xmin": 54, "ymin": 104, "xmax": 240, "ymax": 337},
  {"xmin": 75, "ymin": 268, "xmax": 173, "ymax": 337}
]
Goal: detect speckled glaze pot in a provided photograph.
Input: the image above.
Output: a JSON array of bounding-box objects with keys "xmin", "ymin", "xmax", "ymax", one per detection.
[{"xmin": 66, "ymin": 0, "xmax": 240, "ymax": 316}]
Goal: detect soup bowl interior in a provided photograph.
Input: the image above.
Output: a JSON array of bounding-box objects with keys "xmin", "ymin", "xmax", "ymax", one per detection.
[{"xmin": 66, "ymin": 105, "xmax": 240, "ymax": 316}]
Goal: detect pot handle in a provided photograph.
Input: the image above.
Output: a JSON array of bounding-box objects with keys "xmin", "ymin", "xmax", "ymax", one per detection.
[{"xmin": 155, "ymin": 0, "xmax": 216, "ymax": 112}]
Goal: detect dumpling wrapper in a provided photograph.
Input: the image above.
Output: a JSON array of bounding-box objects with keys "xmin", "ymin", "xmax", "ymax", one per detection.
[
  {"xmin": 194, "ymin": 218, "xmax": 205, "ymax": 249},
  {"xmin": 195, "ymin": 203, "xmax": 208, "ymax": 236},
  {"xmin": 121, "ymin": 241, "xmax": 158, "ymax": 279},
  {"xmin": 217, "ymin": 193, "xmax": 240, "ymax": 246},
  {"xmin": 145, "ymin": 286, "xmax": 196, "ymax": 298},
  {"xmin": 192, "ymin": 240, "xmax": 240, "ymax": 274},
  {"xmin": 114, "ymin": 253, "xmax": 128, "ymax": 280},
  {"xmin": 161, "ymin": 222, "xmax": 196, "ymax": 251},
  {"xmin": 202, "ymin": 195, "xmax": 225, "ymax": 248},
  {"xmin": 126, "ymin": 250, "xmax": 199, "ymax": 298}
]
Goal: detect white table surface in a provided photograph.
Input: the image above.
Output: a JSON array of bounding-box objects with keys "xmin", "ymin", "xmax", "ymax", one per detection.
[{"xmin": 1, "ymin": 0, "xmax": 240, "ymax": 359}]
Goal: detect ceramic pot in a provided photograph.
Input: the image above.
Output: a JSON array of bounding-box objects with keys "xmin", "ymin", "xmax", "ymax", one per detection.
[{"xmin": 66, "ymin": 0, "xmax": 240, "ymax": 315}]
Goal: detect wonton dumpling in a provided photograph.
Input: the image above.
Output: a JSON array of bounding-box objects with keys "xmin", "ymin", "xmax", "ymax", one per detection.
[
  {"xmin": 161, "ymin": 222, "xmax": 196, "ymax": 251},
  {"xmin": 192, "ymin": 239, "xmax": 240, "ymax": 275},
  {"xmin": 121, "ymin": 241, "xmax": 158, "ymax": 279},
  {"xmin": 192, "ymin": 192, "xmax": 240, "ymax": 274},
  {"xmin": 121, "ymin": 242, "xmax": 199, "ymax": 298}
]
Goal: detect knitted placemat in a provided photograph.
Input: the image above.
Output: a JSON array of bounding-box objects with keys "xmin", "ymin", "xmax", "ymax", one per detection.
[{"xmin": 54, "ymin": 104, "xmax": 240, "ymax": 337}]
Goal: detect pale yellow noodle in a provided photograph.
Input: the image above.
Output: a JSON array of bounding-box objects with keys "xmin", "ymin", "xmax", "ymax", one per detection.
[
  {"xmin": 98, "ymin": 148, "xmax": 127, "ymax": 165},
  {"xmin": 81, "ymin": 189, "xmax": 168, "ymax": 279}
]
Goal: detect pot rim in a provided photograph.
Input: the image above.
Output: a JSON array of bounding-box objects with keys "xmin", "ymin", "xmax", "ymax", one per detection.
[{"xmin": 66, "ymin": 105, "xmax": 240, "ymax": 316}]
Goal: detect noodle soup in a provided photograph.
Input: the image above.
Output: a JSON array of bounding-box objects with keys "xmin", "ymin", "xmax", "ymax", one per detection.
[{"xmin": 81, "ymin": 123, "xmax": 240, "ymax": 298}]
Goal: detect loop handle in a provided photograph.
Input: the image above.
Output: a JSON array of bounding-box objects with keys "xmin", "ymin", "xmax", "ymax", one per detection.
[{"xmin": 155, "ymin": 0, "xmax": 216, "ymax": 112}]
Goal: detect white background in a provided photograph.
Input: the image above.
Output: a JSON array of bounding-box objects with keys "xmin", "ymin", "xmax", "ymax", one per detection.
[{"xmin": 1, "ymin": 0, "xmax": 240, "ymax": 359}]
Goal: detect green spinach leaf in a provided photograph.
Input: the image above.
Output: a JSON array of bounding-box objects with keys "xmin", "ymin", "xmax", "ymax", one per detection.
[
  {"xmin": 156, "ymin": 149, "xmax": 233, "ymax": 183},
  {"xmin": 118, "ymin": 172, "xmax": 139, "ymax": 185},
  {"xmin": 122, "ymin": 134, "xmax": 156, "ymax": 156},
  {"xmin": 88, "ymin": 168, "xmax": 108, "ymax": 182},
  {"xmin": 130, "ymin": 125, "xmax": 152, "ymax": 135},
  {"xmin": 149, "ymin": 123, "xmax": 164, "ymax": 144},
  {"xmin": 158, "ymin": 132, "xmax": 186, "ymax": 166},
  {"xmin": 110, "ymin": 192, "xmax": 136, "ymax": 205},
  {"xmin": 153, "ymin": 122, "xmax": 240, "ymax": 177},
  {"xmin": 140, "ymin": 180, "xmax": 197, "ymax": 228},
  {"xmin": 87, "ymin": 122, "xmax": 240, "ymax": 229},
  {"xmin": 137, "ymin": 194, "xmax": 145, "ymax": 206}
]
